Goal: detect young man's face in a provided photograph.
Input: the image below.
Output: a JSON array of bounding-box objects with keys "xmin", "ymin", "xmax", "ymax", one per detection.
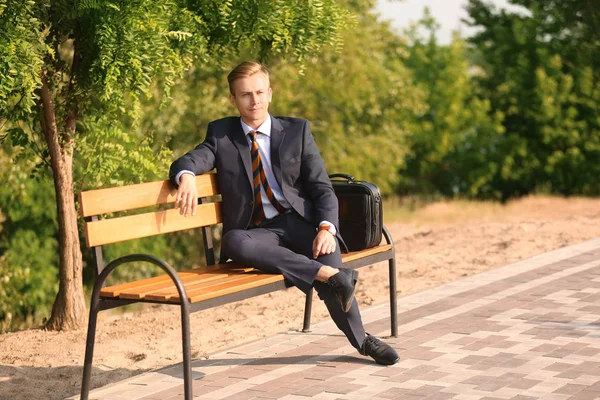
[{"xmin": 229, "ymin": 72, "xmax": 272, "ymax": 129}]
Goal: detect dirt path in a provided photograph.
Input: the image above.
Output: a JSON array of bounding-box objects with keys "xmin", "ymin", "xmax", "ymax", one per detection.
[{"xmin": 1, "ymin": 196, "xmax": 599, "ymax": 400}]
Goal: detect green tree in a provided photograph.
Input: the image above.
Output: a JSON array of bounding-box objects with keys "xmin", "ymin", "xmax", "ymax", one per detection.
[
  {"xmin": 0, "ymin": 0, "xmax": 352, "ymax": 330},
  {"xmin": 465, "ymin": 0, "xmax": 600, "ymax": 199},
  {"xmin": 398, "ymin": 8, "xmax": 504, "ymax": 198}
]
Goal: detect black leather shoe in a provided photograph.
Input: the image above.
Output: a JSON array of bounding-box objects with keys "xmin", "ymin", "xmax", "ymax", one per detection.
[
  {"xmin": 359, "ymin": 333, "xmax": 399, "ymax": 365},
  {"xmin": 327, "ymin": 268, "xmax": 358, "ymax": 313}
]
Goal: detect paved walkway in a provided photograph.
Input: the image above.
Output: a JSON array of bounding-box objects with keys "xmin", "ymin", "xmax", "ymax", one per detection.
[{"xmin": 73, "ymin": 238, "xmax": 600, "ymax": 400}]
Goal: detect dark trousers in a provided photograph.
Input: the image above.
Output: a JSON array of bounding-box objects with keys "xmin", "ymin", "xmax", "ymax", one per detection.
[{"xmin": 221, "ymin": 212, "xmax": 366, "ymax": 349}]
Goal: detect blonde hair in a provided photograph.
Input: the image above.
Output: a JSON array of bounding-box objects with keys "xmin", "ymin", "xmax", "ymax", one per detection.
[{"xmin": 227, "ymin": 61, "xmax": 270, "ymax": 95}]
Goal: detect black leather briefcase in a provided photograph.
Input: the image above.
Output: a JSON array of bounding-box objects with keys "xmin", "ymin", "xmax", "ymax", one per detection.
[{"xmin": 329, "ymin": 173, "xmax": 383, "ymax": 251}]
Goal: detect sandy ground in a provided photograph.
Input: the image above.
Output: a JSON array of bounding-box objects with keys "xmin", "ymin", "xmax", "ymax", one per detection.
[{"xmin": 1, "ymin": 196, "xmax": 600, "ymax": 400}]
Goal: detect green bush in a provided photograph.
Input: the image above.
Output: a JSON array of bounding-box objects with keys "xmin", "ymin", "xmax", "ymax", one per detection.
[{"xmin": 0, "ymin": 153, "xmax": 59, "ymax": 331}]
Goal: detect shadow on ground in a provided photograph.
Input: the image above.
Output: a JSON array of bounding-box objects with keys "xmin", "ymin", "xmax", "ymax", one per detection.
[
  {"xmin": 0, "ymin": 364, "xmax": 146, "ymax": 400},
  {"xmin": 155, "ymin": 353, "xmax": 374, "ymax": 382}
]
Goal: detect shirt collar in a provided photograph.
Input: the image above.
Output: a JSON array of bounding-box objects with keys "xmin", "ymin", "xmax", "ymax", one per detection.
[{"xmin": 241, "ymin": 115, "xmax": 272, "ymax": 137}]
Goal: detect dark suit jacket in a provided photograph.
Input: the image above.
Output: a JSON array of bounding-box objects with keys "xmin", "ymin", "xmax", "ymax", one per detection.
[{"xmin": 170, "ymin": 116, "xmax": 342, "ymax": 254}]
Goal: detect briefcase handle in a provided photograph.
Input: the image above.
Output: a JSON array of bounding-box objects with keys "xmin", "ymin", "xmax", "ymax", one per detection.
[{"xmin": 329, "ymin": 173, "xmax": 355, "ymax": 182}]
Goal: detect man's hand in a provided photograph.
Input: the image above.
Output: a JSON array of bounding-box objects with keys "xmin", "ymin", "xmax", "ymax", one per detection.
[
  {"xmin": 312, "ymin": 230, "xmax": 336, "ymax": 259},
  {"xmin": 174, "ymin": 173, "xmax": 197, "ymax": 217}
]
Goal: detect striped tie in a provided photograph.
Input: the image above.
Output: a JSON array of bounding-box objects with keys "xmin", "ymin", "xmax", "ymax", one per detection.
[{"xmin": 249, "ymin": 131, "xmax": 286, "ymax": 225}]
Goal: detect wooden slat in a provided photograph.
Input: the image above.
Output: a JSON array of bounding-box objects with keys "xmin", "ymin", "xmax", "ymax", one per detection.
[
  {"xmin": 110, "ymin": 272, "xmax": 229, "ymax": 300},
  {"xmin": 139, "ymin": 272, "xmax": 254, "ymax": 300},
  {"xmin": 188, "ymin": 274, "xmax": 284, "ymax": 303},
  {"xmin": 100, "ymin": 270, "xmax": 198, "ymax": 297},
  {"xmin": 117, "ymin": 269, "xmax": 255, "ymax": 300},
  {"xmin": 100, "ymin": 264, "xmax": 252, "ymax": 298},
  {"xmin": 79, "ymin": 174, "xmax": 219, "ymax": 217},
  {"xmin": 85, "ymin": 203, "xmax": 222, "ymax": 247},
  {"xmin": 145, "ymin": 273, "xmax": 276, "ymax": 302},
  {"xmin": 341, "ymin": 244, "xmax": 392, "ymax": 263}
]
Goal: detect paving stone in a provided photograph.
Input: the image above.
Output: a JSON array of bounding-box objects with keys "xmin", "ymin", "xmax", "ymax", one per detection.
[
  {"xmin": 292, "ymin": 384, "xmax": 328, "ymax": 397},
  {"xmin": 220, "ymin": 389, "xmax": 264, "ymax": 399},
  {"xmin": 407, "ymin": 384, "xmax": 445, "ymax": 396},
  {"xmin": 544, "ymin": 362, "xmax": 577, "ymax": 372},
  {"xmin": 368, "ymin": 367, "xmax": 407, "ymax": 377},
  {"xmin": 553, "ymin": 383, "xmax": 588, "ymax": 395},
  {"xmin": 508, "ymin": 378, "xmax": 542, "ymax": 390},
  {"xmin": 455, "ymin": 355, "xmax": 488, "ymax": 365},
  {"xmin": 377, "ymin": 387, "xmax": 412, "ymax": 399},
  {"xmin": 565, "ymin": 391, "xmax": 600, "ymax": 400},
  {"xmin": 461, "ymin": 375, "xmax": 495, "ymax": 386},
  {"xmin": 419, "ymin": 371, "xmax": 451, "ymax": 382},
  {"xmin": 423, "ymin": 393, "xmax": 456, "ymax": 400},
  {"xmin": 281, "ymin": 378, "xmax": 318, "ymax": 391},
  {"xmin": 384, "ymin": 373, "xmax": 418, "ymax": 384}
]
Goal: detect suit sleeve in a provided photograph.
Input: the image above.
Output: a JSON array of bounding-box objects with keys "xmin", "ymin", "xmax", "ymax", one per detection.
[
  {"xmin": 299, "ymin": 120, "xmax": 339, "ymax": 228},
  {"xmin": 169, "ymin": 123, "xmax": 218, "ymax": 186}
]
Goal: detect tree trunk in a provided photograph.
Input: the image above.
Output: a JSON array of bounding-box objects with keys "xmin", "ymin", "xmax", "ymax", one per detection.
[{"xmin": 40, "ymin": 69, "xmax": 87, "ymax": 331}]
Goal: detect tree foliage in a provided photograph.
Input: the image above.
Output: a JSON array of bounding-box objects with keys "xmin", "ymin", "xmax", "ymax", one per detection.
[
  {"xmin": 398, "ymin": 1, "xmax": 600, "ymax": 200},
  {"xmin": 0, "ymin": 151, "xmax": 58, "ymax": 331},
  {"xmin": 398, "ymin": 9, "xmax": 505, "ymax": 198},
  {"xmin": 463, "ymin": 0, "xmax": 600, "ymax": 199}
]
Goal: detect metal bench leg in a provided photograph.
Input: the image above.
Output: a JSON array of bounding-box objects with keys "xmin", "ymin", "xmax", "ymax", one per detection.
[
  {"xmin": 302, "ymin": 288, "xmax": 313, "ymax": 332},
  {"xmin": 180, "ymin": 300, "xmax": 192, "ymax": 400},
  {"xmin": 81, "ymin": 283, "xmax": 102, "ymax": 399},
  {"xmin": 388, "ymin": 255, "xmax": 398, "ymax": 337},
  {"xmin": 80, "ymin": 254, "xmax": 193, "ymax": 399},
  {"xmin": 382, "ymin": 226, "xmax": 398, "ymax": 337}
]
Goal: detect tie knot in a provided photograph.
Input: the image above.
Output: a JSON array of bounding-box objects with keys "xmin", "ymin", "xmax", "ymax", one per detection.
[{"xmin": 249, "ymin": 130, "xmax": 260, "ymax": 141}]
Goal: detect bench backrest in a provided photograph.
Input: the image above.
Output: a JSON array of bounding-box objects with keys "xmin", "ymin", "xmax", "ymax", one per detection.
[{"xmin": 79, "ymin": 175, "xmax": 220, "ymax": 272}]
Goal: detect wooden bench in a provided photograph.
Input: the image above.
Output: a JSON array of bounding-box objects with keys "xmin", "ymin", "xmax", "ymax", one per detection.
[{"xmin": 79, "ymin": 174, "xmax": 398, "ymax": 400}]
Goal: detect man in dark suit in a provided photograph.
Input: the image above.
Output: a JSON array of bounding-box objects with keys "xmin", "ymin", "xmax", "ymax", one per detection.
[{"xmin": 170, "ymin": 61, "xmax": 398, "ymax": 365}]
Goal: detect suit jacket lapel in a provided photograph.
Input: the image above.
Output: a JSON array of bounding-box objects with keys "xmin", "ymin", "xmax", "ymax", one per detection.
[
  {"xmin": 270, "ymin": 117, "xmax": 285, "ymax": 189},
  {"xmin": 231, "ymin": 122, "xmax": 253, "ymax": 187}
]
